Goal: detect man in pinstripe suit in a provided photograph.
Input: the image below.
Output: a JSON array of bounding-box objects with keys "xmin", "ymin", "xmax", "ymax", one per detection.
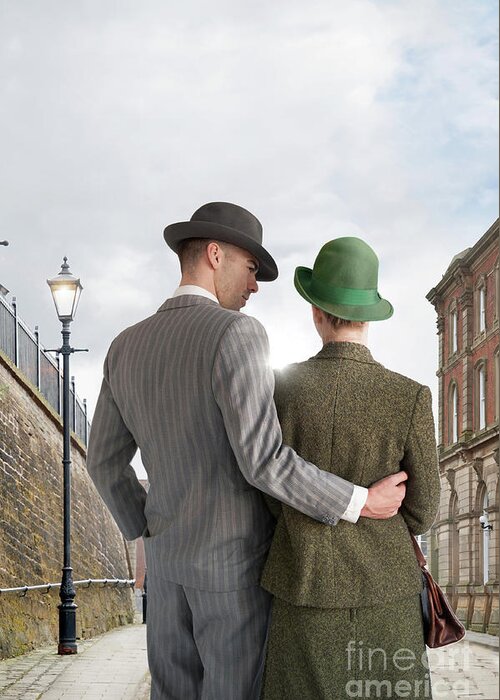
[{"xmin": 86, "ymin": 202, "xmax": 407, "ymax": 700}]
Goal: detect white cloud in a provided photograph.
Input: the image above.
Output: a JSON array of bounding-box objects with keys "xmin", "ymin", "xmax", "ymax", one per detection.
[{"xmin": 0, "ymin": 0, "xmax": 497, "ymax": 481}]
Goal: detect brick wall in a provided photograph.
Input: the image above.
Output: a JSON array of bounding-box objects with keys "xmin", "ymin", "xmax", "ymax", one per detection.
[
  {"xmin": 434, "ymin": 232, "xmax": 499, "ymax": 445},
  {"xmin": 0, "ymin": 351, "xmax": 135, "ymax": 659}
]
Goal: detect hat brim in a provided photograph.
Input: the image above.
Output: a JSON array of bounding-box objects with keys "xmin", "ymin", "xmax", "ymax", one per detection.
[
  {"xmin": 295, "ymin": 267, "xmax": 393, "ymax": 322},
  {"xmin": 164, "ymin": 221, "xmax": 278, "ymax": 282}
]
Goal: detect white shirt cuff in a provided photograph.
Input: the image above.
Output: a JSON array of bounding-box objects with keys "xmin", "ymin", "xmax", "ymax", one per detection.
[{"xmin": 340, "ymin": 485, "xmax": 368, "ymax": 523}]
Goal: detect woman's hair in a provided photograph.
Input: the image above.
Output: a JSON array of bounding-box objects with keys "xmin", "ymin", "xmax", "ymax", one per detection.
[{"xmin": 320, "ymin": 309, "xmax": 364, "ymax": 329}]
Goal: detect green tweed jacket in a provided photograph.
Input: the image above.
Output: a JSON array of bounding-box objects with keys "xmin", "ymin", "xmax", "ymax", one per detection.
[{"xmin": 260, "ymin": 341, "xmax": 440, "ymax": 609}]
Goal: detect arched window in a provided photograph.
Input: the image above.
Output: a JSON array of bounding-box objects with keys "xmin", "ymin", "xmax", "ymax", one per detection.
[
  {"xmin": 475, "ymin": 362, "xmax": 487, "ymax": 431},
  {"xmin": 448, "ymin": 382, "xmax": 459, "ymax": 443}
]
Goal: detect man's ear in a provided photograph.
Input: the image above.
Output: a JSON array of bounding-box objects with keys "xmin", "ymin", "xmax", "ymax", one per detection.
[{"xmin": 206, "ymin": 241, "xmax": 223, "ymax": 270}]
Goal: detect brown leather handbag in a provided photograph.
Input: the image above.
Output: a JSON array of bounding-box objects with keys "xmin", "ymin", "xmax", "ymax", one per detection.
[{"xmin": 411, "ymin": 535, "xmax": 466, "ymax": 648}]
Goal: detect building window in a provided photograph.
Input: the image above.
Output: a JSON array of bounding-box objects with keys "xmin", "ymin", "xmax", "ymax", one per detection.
[
  {"xmin": 478, "ymin": 285, "xmax": 486, "ymax": 333},
  {"xmin": 449, "ymin": 382, "xmax": 459, "ymax": 443},
  {"xmin": 495, "ymin": 263, "xmax": 499, "ymax": 320},
  {"xmin": 449, "ymin": 308, "xmax": 458, "ymax": 355},
  {"xmin": 495, "ymin": 348, "xmax": 499, "ymax": 423},
  {"xmin": 450, "ymin": 492, "xmax": 459, "ymax": 584},
  {"xmin": 476, "ymin": 363, "xmax": 487, "ymax": 431},
  {"xmin": 481, "ymin": 491, "xmax": 490, "ymax": 585},
  {"xmin": 416, "ymin": 533, "xmax": 428, "ymax": 559}
]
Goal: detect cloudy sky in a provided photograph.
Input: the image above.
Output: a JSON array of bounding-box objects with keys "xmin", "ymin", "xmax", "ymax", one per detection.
[{"xmin": 0, "ymin": 0, "xmax": 498, "ymax": 478}]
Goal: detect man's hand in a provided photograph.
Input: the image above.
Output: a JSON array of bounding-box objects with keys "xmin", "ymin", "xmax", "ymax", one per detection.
[{"xmin": 360, "ymin": 471, "xmax": 408, "ymax": 519}]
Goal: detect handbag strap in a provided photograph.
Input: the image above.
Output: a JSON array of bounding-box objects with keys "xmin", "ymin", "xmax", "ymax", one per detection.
[{"xmin": 410, "ymin": 534, "xmax": 428, "ymax": 569}]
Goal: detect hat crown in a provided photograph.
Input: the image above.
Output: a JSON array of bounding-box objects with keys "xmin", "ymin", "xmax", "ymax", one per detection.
[
  {"xmin": 293, "ymin": 235, "xmax": 393, "ymax": 322},
  {"xmin": 313, "ymin": 237, "xmax": 379, "ymax": 290},
  {"xmin": 191, "ymin": 202, "xmax": 263, "ymax": 244}
]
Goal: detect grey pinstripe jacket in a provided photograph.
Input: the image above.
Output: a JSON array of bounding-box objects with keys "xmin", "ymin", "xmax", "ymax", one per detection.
[{"xmin": 86, "ymin": 295, "xmax": 354, "ymax": 591}]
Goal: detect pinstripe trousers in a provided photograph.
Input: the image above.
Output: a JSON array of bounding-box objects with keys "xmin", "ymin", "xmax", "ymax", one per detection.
[{"xmin": 147, "ymin": 572, "xmax": 272, "ymax": 700}]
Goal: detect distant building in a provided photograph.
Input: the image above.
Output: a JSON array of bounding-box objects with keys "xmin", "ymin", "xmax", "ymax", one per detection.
[{"xmin": 426, "ymin": 218, "xmax": 499, "ymax": 635}]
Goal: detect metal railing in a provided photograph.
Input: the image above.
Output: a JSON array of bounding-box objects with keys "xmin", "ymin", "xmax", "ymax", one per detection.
[
  {"xmin": 0, "ymin": 294, "xmax": 90, "ymax": 445},
  {"xmin": 0, "ymin": 579, "xmax": 135, "ymax": 597}
]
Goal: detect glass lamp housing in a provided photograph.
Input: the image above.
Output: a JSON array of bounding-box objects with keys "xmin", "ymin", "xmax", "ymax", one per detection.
[{"xmin": 47, "ymin": 258, "xmax": 82, "ymax": 322}]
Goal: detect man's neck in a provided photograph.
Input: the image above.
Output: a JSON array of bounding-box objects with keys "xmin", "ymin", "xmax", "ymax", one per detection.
[{"xmin": 173, "ymin": 283, "xmax": 219, "ymax": 305}]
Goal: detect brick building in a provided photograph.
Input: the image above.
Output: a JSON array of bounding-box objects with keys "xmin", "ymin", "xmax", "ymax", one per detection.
[{"xmin": 426, "ymin": 218, "xmax": 499, "ymax": 635}]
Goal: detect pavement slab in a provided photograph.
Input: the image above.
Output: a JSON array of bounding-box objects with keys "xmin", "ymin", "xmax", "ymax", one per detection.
[
  {"xmin": 429, "ymin": 638, "xmax": 499, "ymax": 700},
  {"xmin": 0, "ymin": 623, "xmax": 497, "ymax": 699}
]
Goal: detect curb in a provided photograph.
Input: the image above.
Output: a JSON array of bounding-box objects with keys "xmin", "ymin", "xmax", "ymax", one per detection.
[{"xmin": 464, "ymin": 631, "xmax": 499, "ymax": 649}]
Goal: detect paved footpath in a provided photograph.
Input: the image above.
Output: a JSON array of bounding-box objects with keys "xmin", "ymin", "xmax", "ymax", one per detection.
[
  {"xmin": 0, "ymin": 625, "xmax": 497, "ymax": 699},
  {"xmin": 428, "ymin": 633, "xmax": 499, "ymax": 700},
  {"xmin": 0, "ymin": 622, "xmax": 150, "ymax": 699}
]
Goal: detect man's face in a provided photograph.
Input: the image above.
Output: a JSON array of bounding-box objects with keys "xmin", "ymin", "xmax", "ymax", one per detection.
[{"xmin": 215, "ymin": 244, "xmax": 259, "ymax": 311}]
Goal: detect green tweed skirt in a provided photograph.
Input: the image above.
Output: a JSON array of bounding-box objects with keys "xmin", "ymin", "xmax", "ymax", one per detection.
[{"xmin": 261, "ymin": 595, "xmax": 432, "ymax": 700}]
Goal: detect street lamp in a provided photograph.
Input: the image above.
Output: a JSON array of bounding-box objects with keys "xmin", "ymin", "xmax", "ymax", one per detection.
[
  {"xmin": 479, "ymin": 514, "xmax": 493, "ymax": 531},
  {"xmin": 47, "ymin": 257, "xmax": 84, "ymax": 655}
]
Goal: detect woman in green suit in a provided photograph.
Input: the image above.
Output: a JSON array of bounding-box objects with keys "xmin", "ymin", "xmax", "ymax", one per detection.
[{"xmin": 261, "ymin": 237, "xmax": 440, "ymax": 700}]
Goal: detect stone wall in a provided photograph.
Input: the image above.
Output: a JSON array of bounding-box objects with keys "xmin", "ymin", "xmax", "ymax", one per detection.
[
  {"xmin": 0, "ymin": 350, "xmax": 135, "ymax": 659},
  {"xmin": 433, "ymin": 437, "xmax": 498, "ymax": 634}
]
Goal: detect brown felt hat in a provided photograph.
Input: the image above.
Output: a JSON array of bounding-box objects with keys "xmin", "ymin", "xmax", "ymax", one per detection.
[{"xmin": 163, "ymin": 202, "xmax": 278, "ymax": 281}]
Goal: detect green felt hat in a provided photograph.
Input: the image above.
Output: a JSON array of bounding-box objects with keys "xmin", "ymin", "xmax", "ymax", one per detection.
[{"xmin": 294, "ymin": 237, "xmax": 393, "ymax": 322}]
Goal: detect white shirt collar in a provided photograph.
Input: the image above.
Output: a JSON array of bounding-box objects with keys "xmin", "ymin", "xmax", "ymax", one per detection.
[{"xmin": 171, "ymin": 285, "xmax": 219, "ymax": 305}]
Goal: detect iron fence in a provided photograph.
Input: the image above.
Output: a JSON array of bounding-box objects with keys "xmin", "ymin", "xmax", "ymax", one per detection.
[
  {"xmin": 0, "ymin": 579, "xmax": 135, "ymax": 597},
  {"xmin": 0, "ymin": 294, "xmax": 90, "ymax": 446}
]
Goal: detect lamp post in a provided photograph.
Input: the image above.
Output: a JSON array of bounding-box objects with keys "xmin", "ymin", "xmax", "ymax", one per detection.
[{"xmin": 47, "ymin": 257, "xmax": 83, "ymax": 655}]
